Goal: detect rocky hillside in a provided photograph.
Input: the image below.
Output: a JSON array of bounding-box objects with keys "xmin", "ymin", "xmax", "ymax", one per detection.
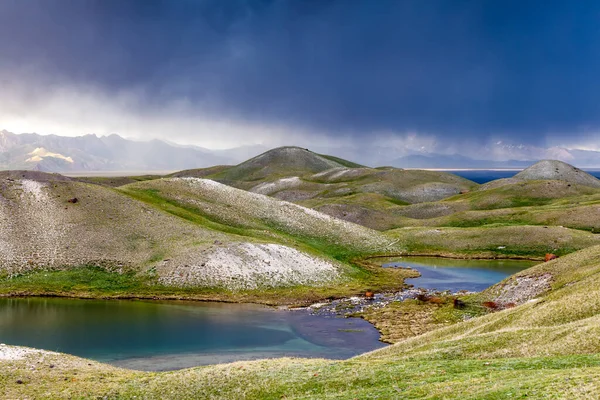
[
  {"xmin": 0, "ymin": 171, "xmax": 402, "ymax": 291},
  {"xmin": 166, "ymin": 148, "xmax": 479, "ymax": 230},
  {"xmin": 481, "ymin": 159, "xmax": 600, "ymax": 189},
  {"xmin": 209, "ymin": 146, "xmax": 364, "ymax": 184},
  {"xmin": 119, "ymin": 177, "xmax": 392, "ymax": 255},
  {"xmin": 334, "ymin": 160, "xmax": 600, "ymax": 232},
  {"xmin": 514, "ymin": 159, "xmax": 600, "ymax": 186}
]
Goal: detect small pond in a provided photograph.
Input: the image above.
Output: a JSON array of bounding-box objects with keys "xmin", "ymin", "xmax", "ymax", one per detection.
[
  {"xmin": 0, "ymin": 297, "xmax": 385, "ymax": 371},
  {"xmin": 383, "ymin": 257, "xmax": 537, "ymax": 292}
]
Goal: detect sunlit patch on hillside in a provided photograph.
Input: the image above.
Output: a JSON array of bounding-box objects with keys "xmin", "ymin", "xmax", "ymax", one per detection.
[{"xmin": 26, "ymin": 147, "xmax": 74, "ymax": 163}]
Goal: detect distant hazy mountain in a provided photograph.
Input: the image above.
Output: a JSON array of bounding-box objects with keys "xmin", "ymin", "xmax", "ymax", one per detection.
[
  {"xmin": 4, "ymin": 130, "xmax": 600, "ymax": 172},
  {"xmin": 389, "ymin": 154, "xmax": 533, "ymax": 169},
  {"xmin": 390, "ymin": 147, "xmax": 600, "ymax": 169},
  {"xmin": 0, "ymin": 130, "xmax": 236, "ymax": 172}
]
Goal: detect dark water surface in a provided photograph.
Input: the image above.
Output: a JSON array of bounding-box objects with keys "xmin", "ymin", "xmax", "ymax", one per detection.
[
  {"xmin": 449, "ymin": 170, "xmax": 520, "ymax": 183},
  {"xmin": 0, "ymin": 298, "xmax": 385, "ymax": 370},
  {"xmin": 384, "ymin": 257, "xmax": 536, "ymax": 292}
]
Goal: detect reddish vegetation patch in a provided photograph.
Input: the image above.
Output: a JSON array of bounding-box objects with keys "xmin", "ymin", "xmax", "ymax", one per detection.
[
  {"xmin": 416, "ymin": 294, "xmax": 450, "ymax": 305},
  {"xmin": 483, "ymin": 301, "xmax": 499, "ymax": 310}
]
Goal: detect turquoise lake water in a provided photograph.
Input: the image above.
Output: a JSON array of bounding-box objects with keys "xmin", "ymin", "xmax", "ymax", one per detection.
[
  {"xmin": 0, "ymin": 297, "xmax": 385, "ymax": 371},
  {"xmin": 0, "ymin": 258, "xmax": 538, "ymax": 370},
  {"xmin": 383, "ymin": 257, "xmax": 536, "ymax": 292}
]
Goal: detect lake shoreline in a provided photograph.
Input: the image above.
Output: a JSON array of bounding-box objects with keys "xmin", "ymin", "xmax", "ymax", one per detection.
[
  {"xmin": 0, "ymin": 254, "xmax": 541, "ymax": 306},
  {"xmin": 0, "ymin": 297, "xmax": 387, "ymax": 371}
]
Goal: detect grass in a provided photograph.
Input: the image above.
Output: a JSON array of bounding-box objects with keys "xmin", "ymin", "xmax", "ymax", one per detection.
[
  {"xmin": 316, "ymin": 153, "xmax": 365, "ymax": 168},
  {"xmin": 119, "ymin": 187, "xmax": 266, "ymax": 238},
  {"xmin": 384, "ymin": 225, "xmax": 600, "ymax": 259},
  {"xmin": 74, "ymin": 174, "xmax": 163, "ymax": 188},
  {"xmin": 7, "ymin": 166, "xmax": 600, "ymax": 397},
  {"xmin": 357, "ymin": 295, "xmax": 486, "ymax": 344},
  {"xmin": 0, "ymin": 266, "xmax": 225, "ymax": 299},
  {"xmin": 357, "ymin": 299, "xmax": 452, "ymax": 343},
  {"xmin": 3, "ymin": 350, "xmax": 600, "ymax": 399},
  {"xmin": 0, "ymin": 259, "xmax": 415, "ymax": 306},
  {"xmin": 9, "ymin": 244, "xmax": 600, "ymax": 399},
  {"xmin": 291, "ymin": 178, "xmax": 600, "ymax": 233},
  {"xmin": 383, "ymin": 182, "xmax": 600, "ymax": 232}
]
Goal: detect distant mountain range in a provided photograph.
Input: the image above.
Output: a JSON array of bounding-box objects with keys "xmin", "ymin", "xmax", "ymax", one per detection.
[
  {"xmin": 387, "ymin": 154, "xmax": 533, "ymax": 169},
  {"xmin": 387, "ymin": 143, "xmax": 600, "ymax": 169},
  {"xmin": 388, "ymin": 150, "xmax": 600, "ymax": 169},
  {"xmin": 0, "ymin": 130, "xmax": 242, "ymax": 172},
  {"xmin": 3, "ymin": 129, "xmax": 600, "ymax": 172}
]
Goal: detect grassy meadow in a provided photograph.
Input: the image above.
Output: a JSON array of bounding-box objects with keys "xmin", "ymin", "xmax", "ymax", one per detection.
[
  {"xmin": 4, "ymin": 155, "xmax": 600, "ymax": 398},
  {"xmin": 5, "ymin": 244, "xmax": 600, "ymax": 398}
]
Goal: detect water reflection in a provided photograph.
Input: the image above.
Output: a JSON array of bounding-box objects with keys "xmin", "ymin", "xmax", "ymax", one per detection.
[
  {"xmin": 0, "ymin": 297, "xmax": 385, "ymax": 370},
  {"xmin": 383, "ymin": 257, "xmax": 536, "ymax": 292}
]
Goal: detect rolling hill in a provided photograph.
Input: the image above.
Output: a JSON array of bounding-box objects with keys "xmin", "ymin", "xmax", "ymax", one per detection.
[
  {"xmin": 481, "ymin": 159, "xmax": 600, "ymax": 190},
  {"xmin": 208, "ymin": 146, "xmax": 364, "ymax": 184},
  {"xmin": 4, "ymin": 153, "xmax": 600, "ymax": 398},
  {"xmin": 329, "ymin": 160, "xmax": 600, "ymax": 233},
  {"xmin": 0, "ymin": 170, "xmax": 410, "ymax": 300},
  {"xmin": 170, "ymin": 147, "xmax": 479, "ymax": 230}
]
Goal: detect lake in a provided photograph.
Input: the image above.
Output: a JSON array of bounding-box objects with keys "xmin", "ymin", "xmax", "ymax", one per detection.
[
  {"xmin": 383, "ymin": 257, "xmax": 537, "ymax": 292},
  {"xmin": 0, "ymin": 298, "xmax": 385, "ymax": 371}
]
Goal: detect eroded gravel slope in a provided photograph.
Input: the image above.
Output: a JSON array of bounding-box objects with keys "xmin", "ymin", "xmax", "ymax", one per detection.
[{"xmin": 0, "ymin": 173, "xmax": 379, "ymax": 289}]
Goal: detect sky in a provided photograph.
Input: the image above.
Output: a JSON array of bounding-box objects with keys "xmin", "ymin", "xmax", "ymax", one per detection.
[{"xmin": 1, "ymin": 0, "xmax": 600, "ymax": 157}]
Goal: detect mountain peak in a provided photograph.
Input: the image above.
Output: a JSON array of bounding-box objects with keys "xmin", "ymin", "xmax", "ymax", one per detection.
[
  {"xmin": 515, "ymin": 159, "xmax": 600, "ymax": 187},
  {"xmin": 211, "ymin": 146, "xmax": 363, "ymax": 182}
]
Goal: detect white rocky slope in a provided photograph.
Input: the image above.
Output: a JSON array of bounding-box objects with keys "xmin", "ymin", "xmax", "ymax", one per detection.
[
  {"xmin": 1, "ymin": 173, "xmax": 392, "ymax": 290},
  {"xmin": 482, "ymin": 160, "xmax": 600, "ymax": 190},
  {"xmin": 0, "ymin": 175, "xmax": 227, "ymax": 275},
  {"xmin": 150, "ymin": 177, "xmax": 392, "ymax": 253},
  {"xmin": 514, "ymin": 160, "xmax": 600, "ymax": 187},
  {"xmin": 250, "ymin": 176, "xmax": 303, "ymax": 195},
  {"xmin": 159, "ymin": 242, "xmax": 342, "ymax": 289},
  {"xmin": 0, "ymin": 343, "xmax": 57, "ymax": 361}
]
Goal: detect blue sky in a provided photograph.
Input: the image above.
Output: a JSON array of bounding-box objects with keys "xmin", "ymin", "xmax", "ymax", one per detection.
[{"xmin": 1, "ymin": 0, "xmax": 600, "ymax": 155}]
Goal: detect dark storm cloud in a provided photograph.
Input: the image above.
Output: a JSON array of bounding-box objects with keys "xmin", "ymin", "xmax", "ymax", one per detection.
[{"xmin": 1, "ymin": 0, "xmax": 600, "ymax": 144}]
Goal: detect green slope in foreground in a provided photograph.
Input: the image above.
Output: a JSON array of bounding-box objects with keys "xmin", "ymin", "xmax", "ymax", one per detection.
[{"xmin": 4, "ymin": 244, "xmax": 600, "ymax": 398}]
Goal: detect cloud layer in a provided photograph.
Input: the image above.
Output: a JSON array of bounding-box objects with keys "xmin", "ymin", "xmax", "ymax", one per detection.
[{"xmin": 2, "ymin": 0, "xmax": 600, "ymax": 152}]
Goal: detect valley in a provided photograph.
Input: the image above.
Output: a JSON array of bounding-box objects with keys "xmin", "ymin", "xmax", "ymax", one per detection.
[{"xmin": 3, "ymin": 147, "xmax": 600, "ymax": 398}]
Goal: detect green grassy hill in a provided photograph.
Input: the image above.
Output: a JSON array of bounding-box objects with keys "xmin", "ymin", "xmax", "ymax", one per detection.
[
  {"xmin": 0, "ymin": 171, "xmax": 412, "ymax": 302},
  {"xmin": 209, "ymin": 146, "xmax": 358, "ymax": 184},
  {"xmin": 4, "ymin": 245, "xmax": 600, "ymax": 398},
  {"xmin": 371, "ymin": 161, "xmax": 600, "ymax": 232},
  {"xmin": 393, "ymin": 188, "xmax": 600, "ymax": 232},
  {"xmin": 169, "ymin": 148, "xmax": 478, "ymax": 231},
  {"xmin": 385, "ymin": 225, "xmax": 600, "ymax": 258},
  {"xmin": 5, "ymin": 158, "xmax": 600, "ymax": 398}
]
